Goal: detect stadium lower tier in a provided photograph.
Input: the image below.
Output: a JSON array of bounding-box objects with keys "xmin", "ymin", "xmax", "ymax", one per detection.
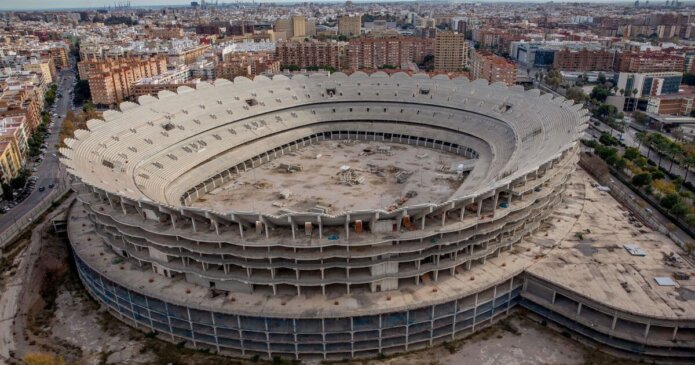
[{"xmin": 68, "ymin": 197, "xmax": 695, "ymax": 363}]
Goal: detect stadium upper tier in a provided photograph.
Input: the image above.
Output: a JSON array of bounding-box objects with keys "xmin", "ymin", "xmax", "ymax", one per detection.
[{"xmin": 60, "ymin": 72, "xmax": 589, "ymax": 216}]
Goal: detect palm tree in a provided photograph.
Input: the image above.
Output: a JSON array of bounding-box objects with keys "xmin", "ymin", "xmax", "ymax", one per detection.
[
  {"xmin": 682, "ymin": 155, "xmax": 695, "ymax": 190},
  {"xmin": 619, "ymin": 88, "xmax": 624, "ymax": 96},
  {"xmin": 668, "ymin": 143, "xmax": 683, "ymax": 174},
  {"xmin": 636, "ymin": 131, "xmax": 646, "ymax": 149}
]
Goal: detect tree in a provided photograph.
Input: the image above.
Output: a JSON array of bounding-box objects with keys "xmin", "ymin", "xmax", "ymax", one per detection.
[
  {"xmin": 685, "ymin": 214, "xmax": 695, "ymax": 227},
  {"xmin": 590, "ymin": 85, "xmax": 610, "ymax": 103},
  {"xmin": 596, "ymin": 104, "xmax": 618, "ymax": 121},
  {"xmin": 661, "ymin": 192, "xmax": 681, "ymax": 209},
  {"xmin": 599, "ymin": 132, "xmax": 618, "ymax": 146},
  {"xmin": 651, "ymin": 171, "xmax": 665, "ymax": 180},
  {"xmin": 632, "ymin": 172, "xmax": 652, "ymax": 187},
  {"xmin": 671, "ymin": 202, "xmax": 690, "ymax": 217},
  {"xmin": 82, "ymin": 101, "xmax": 96, "ymax": 113},
  {"xmin": 615, "ymin": 157, "xmax": 627, "ymax": 170},
  {"xmin": 1, "ymin": 183, "xmax": 12, "ymax": 201},
  {"xmin": 73, "ymin": 79, "xmax": 91, "ymax": 105},
  {"xmin": 633, "ymin": 111, "xmax": 649, "ymax": 126},
  {"xmin": 545, "ymin": 69, "xmax": 562, "ymax": 90},
  {"xmin": 667, "ymin": 143, "xmax": 683, "ymax": 173},
  {"xmin": 597, "ymin": 72, "xmax": 607, "ymax": 84},
  {"xmin": 9, "ymin": 169, "xmax": 28, "ymax": 190},
  {"xmin": 565, "ymin": 87, "xmax": 587, "ymax": 104},
  {"xmin": 653, "ymin": 179, "xmax": 676, "ymax": 195},
  {"xmin": 681, "ymin": 154, "xmax": 695, "ymax": 190},
  {"xmin": 624, "ymin": 147, "xmax": 640, "ymax": 161}
]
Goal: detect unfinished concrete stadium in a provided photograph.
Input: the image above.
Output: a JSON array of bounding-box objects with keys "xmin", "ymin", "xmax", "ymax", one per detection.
[{"xmin": 60, "ymin": 72, "xmax": 695, "ymax": 362}]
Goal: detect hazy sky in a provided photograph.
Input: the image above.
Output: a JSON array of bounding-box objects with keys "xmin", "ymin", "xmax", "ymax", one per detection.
[{"xmin": 0, "ymin": 0, "xmax": 202, "ymax": 10}]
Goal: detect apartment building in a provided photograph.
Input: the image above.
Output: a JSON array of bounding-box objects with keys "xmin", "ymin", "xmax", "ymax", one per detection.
[
  {"xmin": 347, "ymin": 37, "xmax": 434, "ymax": 70},
  {"xmin": 338, "ymin": 15, "xmax": 362, "ymax": 37},
  {"xmin": 80, "ymin": 57, "xmax": 168, "ymax": 105},
  {"xmin": 647, "ymin": 95, "xmax": 694, "ymax": 116},
  {"xmin": 434, "ymin": 31, "xmax": 468, "ymax": 72},
  {"xmin": 131, "ymin": 65, "xmax": 192, "ymax": 98},
  {"xmin": 552, "ymin": 48, "xmax": 615, "ymax": 71},
  {"xmin": 470, "ymin": 50, "xmax": 517, "ymax": 86},
  {"xmin": 0, "ymin": 116, "xmax": 28, "ymax": 182},
  {"xmin": 146, "ymin": 26, "xmax": 184, "ymax": 40},
  {"xmin": 274, "ymin": 16, "xmax": 316, "ymax": 41},
  {"xmin": 168, "ymin": 44, "xmax": 211, "ymax": 66},
  {"xmin": 22, "ymin": 57, "xmax": 56, "ymax": 84},
  {"xmin": 275, "ymin": 41, "xmax": 346, "ymax": 70},
  {"xmin": 0, "ymin": 88, "xmax": 42, "ymax": 133},
  {"xmin": 615, "ymin": 51, "xmax": 685, "ymax": 73}
]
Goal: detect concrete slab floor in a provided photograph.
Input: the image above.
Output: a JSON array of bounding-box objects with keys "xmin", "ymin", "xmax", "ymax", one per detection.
[{"xmin": 191, "ymin": 140, "xmax": 470, "ymax": 214}]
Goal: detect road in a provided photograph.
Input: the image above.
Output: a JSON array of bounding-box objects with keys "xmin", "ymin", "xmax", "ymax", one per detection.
[
  {"xmin": 0, "ymin": 67, "xmax": 74, "ymax": 234},
  {"xmin": 592, "ymin": 119, "xmax": 695, "ymax": 186},
  {"xmin": 538, "ymin": 78, "xmax": 695, "ymax": 187}
]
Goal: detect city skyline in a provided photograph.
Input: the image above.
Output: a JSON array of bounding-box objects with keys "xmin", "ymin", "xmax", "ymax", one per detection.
[{"xmin": 1, "ymin": 0, "xmax": 649, "ymax": 12}]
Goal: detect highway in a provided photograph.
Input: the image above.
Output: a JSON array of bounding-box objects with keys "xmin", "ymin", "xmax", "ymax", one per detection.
[{"xmin": 0, "ymin": 66, "xmax": 74, "ymax": 234}]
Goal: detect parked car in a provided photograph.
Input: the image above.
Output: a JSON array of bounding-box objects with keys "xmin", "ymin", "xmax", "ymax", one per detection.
[{"xmin": 38, "ymin": 187, "xmax": 45, "ymax": 192}]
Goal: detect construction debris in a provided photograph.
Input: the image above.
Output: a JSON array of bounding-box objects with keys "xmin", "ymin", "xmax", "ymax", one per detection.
[
  {"xmin": 279, "ymin": 189, "xmax": 292, "ymax": 199},
  {"xmin": 395, "ymin": 169, "xmax": 413, "ymax": 184},
  {"xmin": 253, "ymin": 181, "xmax": 273, "ymax": 189},
  {"xmin": 278, "ymin": 163, "xmax": 302, "ymax": 173},
  {"xmin": 337, "ymin": 165, "xmax": 365, "ymax": 186},
  {"xmin": 376, "ymin": 145, "xmax": 391, "ymax": 155}
]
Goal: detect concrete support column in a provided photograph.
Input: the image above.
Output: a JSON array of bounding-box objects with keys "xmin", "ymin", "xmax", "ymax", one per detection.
[
  {"xmin": 576, "ymin": 302, "xmax": 582, "ymax": 316},
  {"xmin": 477, "ymin": 199, "xmax": 483, "ymax": 218},
  {"xmin": 318, "ymin": 216, "xmax": 323, "ymax": 239},
  {"xmin": 492, "ymin": 193, "xmax": 499, "ymax": 213},
  {"xmin": 611, "ymin": 315, "xmax": 618, "ymax": 331},
  {"xmin": 211, "ymin": 218, "xmax": 219, "ymax": 235},
  {"xmin": 344, "ymin": 214, "xmax": 350, "ymax": 241},
  {"xmin": 472, "ymin": 293, "xmax": 479, "ymax": 331},
  {"xmin": 672, "ymin": 326, "xmax": 679, "ymax": 341},
  {"xmin": 292, "ymin": 319, "xmax": 298, "ymax": 359},
  {"xmin": 506, "ymin": 277, "xmax": 514, "ymax": 315},
  {"xmin": 644, "ymin": 322, "xmax": 651, "ymax": 340}
]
